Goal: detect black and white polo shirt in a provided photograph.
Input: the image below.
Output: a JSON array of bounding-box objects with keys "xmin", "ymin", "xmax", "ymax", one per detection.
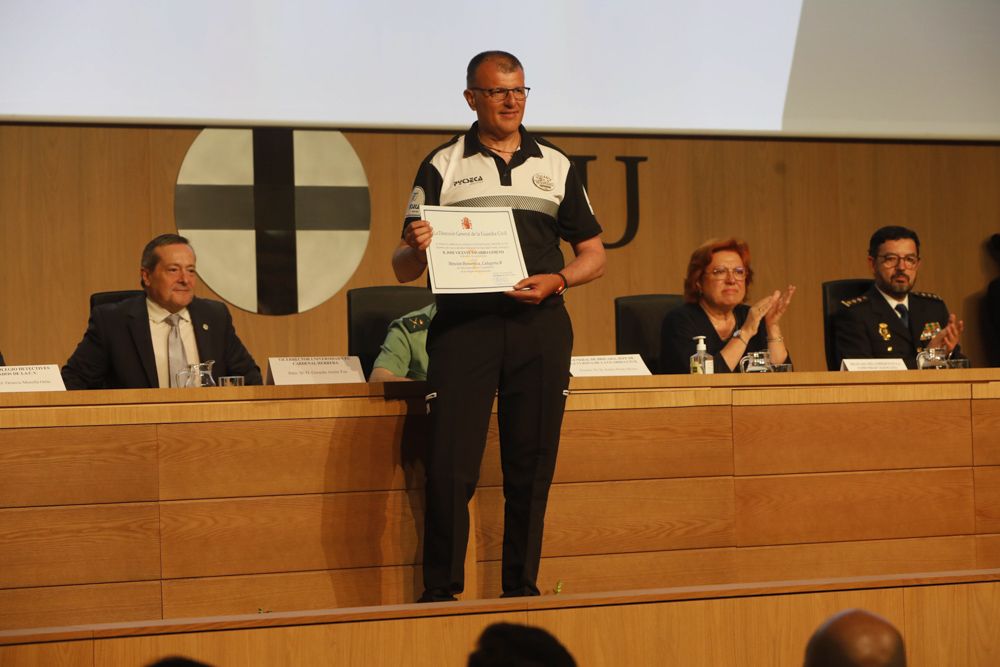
[{"xmin": 404, "ymin": 123, "xmax": 601, "ymax": 277}]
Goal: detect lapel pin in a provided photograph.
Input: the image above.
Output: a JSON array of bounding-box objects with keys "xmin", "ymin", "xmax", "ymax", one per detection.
[{"xmin": 202, "ymin": 323, "xmax": 209, "ymax": 331}]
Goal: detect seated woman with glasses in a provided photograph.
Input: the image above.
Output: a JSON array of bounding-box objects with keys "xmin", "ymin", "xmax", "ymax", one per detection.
[{"xmin": 659, "ymin": 238, "xmax": 795, "ymax": 374}]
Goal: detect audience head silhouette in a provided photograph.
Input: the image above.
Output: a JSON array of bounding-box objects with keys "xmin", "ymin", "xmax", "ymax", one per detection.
[
  {"xmin": 468, "ymin": 622, "xmax": 576, "ymax": 667},
  {"xmin": 145, "ymin": 657, "xmax": 214, "ymax": 667},
  {"xmin": 804, "ymin": 609, "xmax": 906, "ymax": 667}
]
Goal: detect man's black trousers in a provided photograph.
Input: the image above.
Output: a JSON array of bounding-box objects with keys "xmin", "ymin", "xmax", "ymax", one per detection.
[{"xmin": 421, "ymin": 298, "xmax": 572, "ymax": 598}]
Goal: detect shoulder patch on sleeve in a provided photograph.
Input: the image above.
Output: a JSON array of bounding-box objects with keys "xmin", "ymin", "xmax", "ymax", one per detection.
[
  {"xmin": 405, "ymin": 186, "xmax": 425, "ymax": 219},
  {"xmin": 840, "ymin": 295, "xmax": 869, "ymax": 308},
  {"xmin": 402, "ymin": 314, "xmax": 430, "ymax": 334}
]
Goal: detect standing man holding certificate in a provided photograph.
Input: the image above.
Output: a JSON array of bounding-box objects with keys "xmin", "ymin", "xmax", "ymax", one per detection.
[{"xmin": 393, "ymin": 51, "xmax": 606, "ymax": 602}]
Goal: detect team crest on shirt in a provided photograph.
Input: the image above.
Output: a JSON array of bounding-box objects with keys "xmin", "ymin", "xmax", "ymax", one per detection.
[
  {"xmin": 532, "ymin": 173, "xmax": 554, "ymax": 191},
  {"xmin": 406, "ymin": 186, "xmax": 425, "ymax": 218}
]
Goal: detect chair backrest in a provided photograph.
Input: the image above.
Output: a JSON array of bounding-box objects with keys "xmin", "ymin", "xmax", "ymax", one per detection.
[
  {"xmin": 982, "ymin": 279, "xmax": 1000, "ymax": 368},
  {"xmin": 347, "ymin": 285, "xmax": 434, "ymax": 378},
  {"xmin": 614, "ymin": 293, "xmax": 685, "ymax": 374},
  {"xmin": 822, "ymin": 278, "xmax": 874, "ymax": 370},
  {"xmin": 90, "ymin": 290, "xmax": 145, "ymax": 310}
]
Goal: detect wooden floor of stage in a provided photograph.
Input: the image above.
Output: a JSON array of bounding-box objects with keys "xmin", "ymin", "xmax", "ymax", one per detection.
[{"xmin": 2, "ymin": 569, "xmax": 999, "ymax": 666}]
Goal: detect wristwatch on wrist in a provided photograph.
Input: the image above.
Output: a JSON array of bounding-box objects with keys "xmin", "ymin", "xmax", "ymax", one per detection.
[
  {"xmin": 554, "ymin": 272, "xmax": 568, "ymax": 296},
  {"xmin": 732, "ymin": 329, "xmax": 746, "ymax": 344}
]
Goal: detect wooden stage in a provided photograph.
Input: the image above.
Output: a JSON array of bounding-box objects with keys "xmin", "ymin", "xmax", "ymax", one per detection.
[{"xmin": 2, "ymin": 370, "xmax": 1000, "ymax": 664}]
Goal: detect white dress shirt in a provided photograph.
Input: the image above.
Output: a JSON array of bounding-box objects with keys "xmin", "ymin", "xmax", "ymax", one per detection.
[{"xmin": 146, "ymin": 299, "xmax": 200, "ymax": 388}]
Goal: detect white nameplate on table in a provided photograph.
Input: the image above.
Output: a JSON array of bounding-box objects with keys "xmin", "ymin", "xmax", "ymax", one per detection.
[
  {"xmin": 570, "ymin": 354, "xmax": 652, "ymax": 377},
  {"xmin": 0, "ymin": 365, "xmax": 66, "ymax": 393},
  {"xmin": 421, "ymin": 205, "xmax": 528, "ymax": 294},
  {"xmin": 840, "ymin": 358, "xmax": 909, "ymax": 372},
  {"xmin": 267, "ymin": 356, "xmax": 366, "ymax": 385}
]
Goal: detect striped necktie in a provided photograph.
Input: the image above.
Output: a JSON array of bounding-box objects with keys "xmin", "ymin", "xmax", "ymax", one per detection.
[
  {"xmin": 895, "ymin": 303, "xmax": 909, "ymax": 328},
  {"xmin": 167, "ymin": 313, "xmax": 189, "ymax": 387}
]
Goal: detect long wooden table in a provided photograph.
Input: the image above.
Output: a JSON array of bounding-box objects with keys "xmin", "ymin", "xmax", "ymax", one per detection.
[{"xmin": 2, "ymin": 370, "xmax": 999, "ymax": 631}]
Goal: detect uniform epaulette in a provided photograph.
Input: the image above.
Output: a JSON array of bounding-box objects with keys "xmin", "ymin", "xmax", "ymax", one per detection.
[
  {"xmin": 402, "ymin": 314, "xmax": 431, "ymax": 334},
  {"xmin": 840, "ymin": 295, "xmax": 869, "ymax": 308},
  {"xmin": 912, "ymin": 291, "xmax": 944, "ymax": 301}
]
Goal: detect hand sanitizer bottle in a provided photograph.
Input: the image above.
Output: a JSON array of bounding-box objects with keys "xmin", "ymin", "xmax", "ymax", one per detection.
[{"xmin": 690, "ymin": 335, "xmax": 714, "ymax": 374}]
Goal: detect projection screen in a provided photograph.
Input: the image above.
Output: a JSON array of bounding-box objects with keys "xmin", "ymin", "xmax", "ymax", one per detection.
[{"xmin": 1, "ymin": 0, "xmax": 998, "ymax": 138}]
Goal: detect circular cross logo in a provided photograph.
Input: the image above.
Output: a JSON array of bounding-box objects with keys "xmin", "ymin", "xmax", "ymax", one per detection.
[{"xmin": 175, "ymin": 128, "xmax": 370, "ymax": 315}]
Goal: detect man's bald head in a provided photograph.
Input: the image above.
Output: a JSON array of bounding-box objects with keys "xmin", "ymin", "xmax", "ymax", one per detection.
[{"xmin": 804, "ymin": 609, "xmax": 906, "ymax": 667}]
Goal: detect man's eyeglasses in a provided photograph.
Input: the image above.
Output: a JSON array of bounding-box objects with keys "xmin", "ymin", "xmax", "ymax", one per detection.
[
  {"xmin": 470, "ymin": 87, "xmax": 530, "ymax": 102},
  {"xmin": 708, "ymin": 267, "xmax": 747, "ymax": 281},
  {"xmin": 876, "ymin": 254, "xmax": 920, "ymax": 269}
]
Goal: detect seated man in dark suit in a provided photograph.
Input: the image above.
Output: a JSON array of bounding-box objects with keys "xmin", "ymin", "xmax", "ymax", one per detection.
[
  {"xmin": 833, "ymin": 225, "xmax": 964, "ymax": 369},
  {"xmin": 62, "ymin": 234, "xmax": 262, "ymax": 389}
]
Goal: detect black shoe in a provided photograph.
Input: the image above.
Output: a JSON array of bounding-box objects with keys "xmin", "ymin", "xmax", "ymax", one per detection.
[
  {"xmin": 417, "ymin": 588, "xmax": 458, "ymax": 603},
  {"xmin": 500, "ymin": 586, "xmax": 540, "ymax": 598}
]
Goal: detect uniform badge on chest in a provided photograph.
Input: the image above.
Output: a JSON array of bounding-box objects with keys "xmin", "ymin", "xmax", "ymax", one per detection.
[
  {"xmin": 532, "ymin": 173, "xmax": 554, "ymax": 191},
  {"xmin": 878, "ymin": 323, "xmax": 891, "ymax": 341}
]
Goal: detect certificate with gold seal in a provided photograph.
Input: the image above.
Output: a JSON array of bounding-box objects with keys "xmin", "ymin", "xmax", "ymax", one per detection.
[{"xmin": 421, "ymin": 205, "xmax": 528, "ymax": 294}]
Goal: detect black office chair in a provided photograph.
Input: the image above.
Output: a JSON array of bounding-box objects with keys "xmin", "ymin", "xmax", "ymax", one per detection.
[
  {"xmin": 614, "ymin": 294, "xmax": 685, "ymax": 374},
  {"xmin": 347, "ymin": 285, "xmax": 434, "ymax": 378},
  {"xmin": 822, "ymin": 279, "xmax": 874, "ymax": 370},
  {"xmin": 90, "ymin": 290, "xmax": 145, "ymax": 310}
]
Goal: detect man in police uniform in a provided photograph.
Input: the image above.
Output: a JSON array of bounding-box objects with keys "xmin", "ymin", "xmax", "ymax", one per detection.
[
  {"xmin": 833, "ymin": 226, "xmax": 964, "ymax": 369},
  {"xmin": 369, "ymin": 303, "xmax": 435, "ymax": 382},
  {"xmin": 392, "ymin": 51, "xmax": 606, "ymax": 602}
]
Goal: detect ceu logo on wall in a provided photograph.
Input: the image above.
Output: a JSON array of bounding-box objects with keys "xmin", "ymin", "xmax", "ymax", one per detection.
[{"xmin": 175, "ymin": 128, "xmax": 370, "ymax": 315}]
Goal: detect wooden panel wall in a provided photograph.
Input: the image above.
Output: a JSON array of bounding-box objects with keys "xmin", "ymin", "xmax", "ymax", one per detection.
[
  {"xmin": 1, "ymin": 124, "xmax": 998, "ymax": 372},
  {"xmin": 2, "ymin": 378, "xmax": 1000, "ymax": 632}
]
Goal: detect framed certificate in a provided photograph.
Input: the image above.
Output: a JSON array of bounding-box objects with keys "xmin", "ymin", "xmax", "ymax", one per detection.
[{"xmin": 421, "ymin": 205, "xmax": 528, "ymax": 294}]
